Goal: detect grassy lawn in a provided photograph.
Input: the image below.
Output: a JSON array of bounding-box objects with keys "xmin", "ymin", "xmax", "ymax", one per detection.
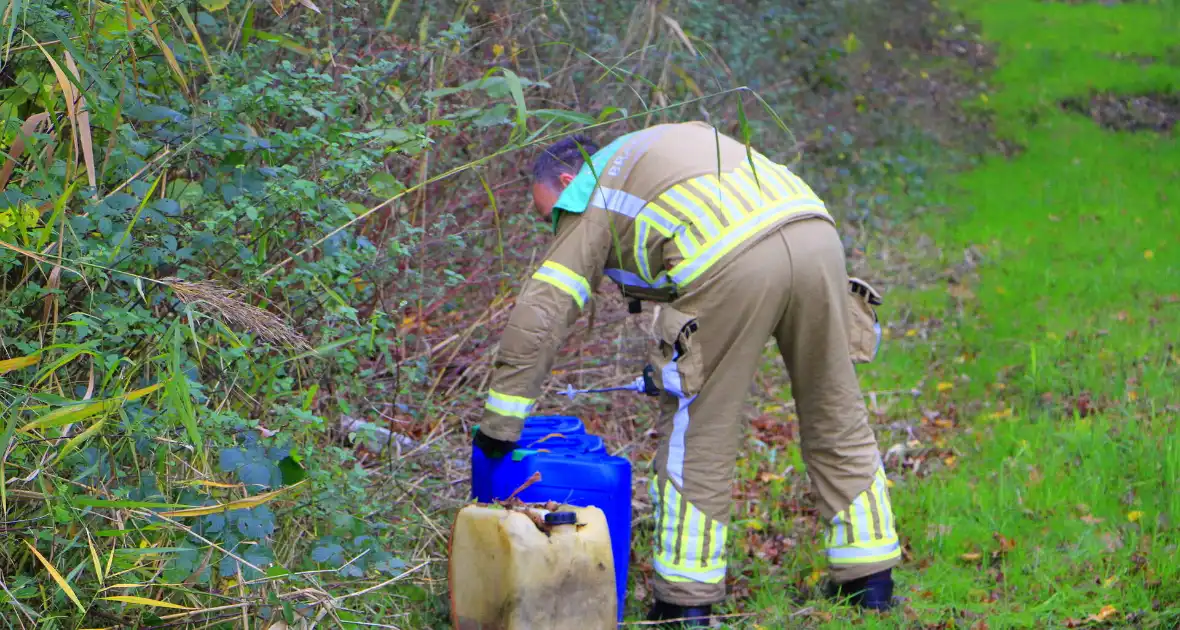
[{"xmin": 696, "ymin": 1, "xmax": 1180, "ymax": 627}]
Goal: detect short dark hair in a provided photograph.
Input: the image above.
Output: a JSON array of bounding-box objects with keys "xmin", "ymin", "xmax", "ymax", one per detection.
[{"xmin": 531, "ymin": 134, "xmax": 599, "ymax": 187}]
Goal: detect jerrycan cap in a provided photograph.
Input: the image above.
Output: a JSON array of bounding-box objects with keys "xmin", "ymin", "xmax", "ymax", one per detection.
[{"xmin": 544, "ymin": 511, "xmax": 578, "ymax": 526}]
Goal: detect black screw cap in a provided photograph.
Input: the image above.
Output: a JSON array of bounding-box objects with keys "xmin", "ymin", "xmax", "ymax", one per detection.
[{"xmin": 544, "ymin": 511, "xmax": 578, "ymax": 526}]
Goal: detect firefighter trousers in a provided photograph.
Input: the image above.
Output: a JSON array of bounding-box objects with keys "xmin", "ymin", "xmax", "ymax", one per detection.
[{"xmin": 646, "ymin": 217, "xmax": 901, "ymax": 606}]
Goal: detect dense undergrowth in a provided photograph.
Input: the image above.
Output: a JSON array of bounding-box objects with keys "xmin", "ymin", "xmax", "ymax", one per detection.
[{"xmin": 0, "ymin": 0, "xmax": 1002, "ymax": 627}]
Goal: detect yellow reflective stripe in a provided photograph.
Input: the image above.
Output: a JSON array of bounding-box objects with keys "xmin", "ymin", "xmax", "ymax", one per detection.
[
  {"xmin": 733, "ymin": 167, "xmax": 772, "ymax": 201},
  {"xmin": 682, "ymin": 506, "xmax": 704, "ymax": 567},
  {"xmin": 828, "ymin": 536, "xmax": 902, "ymax": 565},
  {"xmin": 635, "ymin": 220, "xmax": 653, "ymax": 283},
  {"xmin": 692, "ymin": 175, "xmax": 744, "ymax": 225},
  {"xmin": 531, "ymin": 261, "xmax": 591, "ymax": 309},
  {"xmin": 709, "ymin": 519, "xmax": 727, "ymax": 567},
  {"xmin": 714, "ymin": 174, "xmax": 756, "ymax": 218},
  {"xmin": 669, "ymin": 197, "xmax": 828, "ymax": 287},
  {"xmin": 484, "ymin": 389, "xmax": 535, "ymax": 419},
  {"xmin": 826, "ymin": 467, "xmax": 901, "ymax": 565},
  {"xmin": 728, "ymin": 168, "xmax": 767, "ymax": 205},
  {"xmin": 753, "ymin": 154, "xmax": 800, "ymax": 196},
  {"xmin": 847, "ymin": 498, "xmax": 859, "ymax": 545},
  {"xmin": 648, "ymin": 199, "xmax": 706, "ymax": 248},
  {"xmin": 778, "ymin": 164, "xmax": 818, "ymax": 197},
  {"xmin": 661, "ymin": 186, "xmax": 722, "ymax": 238},
  {"xmin": 868, "ymin": 474, "xmax": 886, "ymax": 540},
  {"xmin": 638, "ymin": 213, "xmax": 673, "ymax": 239},
  {"xmin": 661, "ymin": 481, "xmax": 681, "ymax": 565},
  {"xmin": 742, "ymin": 160, "xmax": 788, "ymax": 198},
  {"xmin": 651, "ymin": 479, "xmax": 728, "ymax": 584},
  {"xmin": 830, "ymin": 510, "xmax": 849, "ymax": 548}
]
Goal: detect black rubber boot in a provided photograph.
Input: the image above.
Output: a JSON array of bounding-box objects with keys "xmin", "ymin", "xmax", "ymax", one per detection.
[
  {"xmin": 827, "ymin": 568, "xmax": 894, "ymax": 611},
  {"xmin": 646, "ymin": 600, "xmax": 713, "ymax": 628}
]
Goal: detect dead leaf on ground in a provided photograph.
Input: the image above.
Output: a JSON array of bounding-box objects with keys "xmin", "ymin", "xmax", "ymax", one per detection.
[
  {"xmin": 1089, "ymin": 604, "xmax": 1120, "ymax": 623},
  {"xmin": 994, "ymin": 532, "xmax": 1017, "ymax": 554}
]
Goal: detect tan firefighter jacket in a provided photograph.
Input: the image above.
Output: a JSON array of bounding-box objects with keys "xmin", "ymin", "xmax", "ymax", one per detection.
[{"xmin": 479, "ymin": 121, "xmax": 835, "ymax": 442}]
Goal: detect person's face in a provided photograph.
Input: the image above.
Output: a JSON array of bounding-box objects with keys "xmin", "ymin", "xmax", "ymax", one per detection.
[{"xmin": 531, "ymin": 172, "xmax": 575, "ymax": 221}]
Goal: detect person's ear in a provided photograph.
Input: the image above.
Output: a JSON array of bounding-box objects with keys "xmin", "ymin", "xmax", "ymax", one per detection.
[{"xmin": 557, "ymin": 171, "xmax": 575, "ymax": 188}]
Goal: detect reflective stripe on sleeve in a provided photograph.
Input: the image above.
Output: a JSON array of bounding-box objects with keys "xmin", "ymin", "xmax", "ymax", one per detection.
[
  {"xmin": 531, "ymin": 261, "xmax": 592, "ymax": 309},
  {"xmin": 484, "ymin": 389, "xmax": 536, "ymax": 419}
]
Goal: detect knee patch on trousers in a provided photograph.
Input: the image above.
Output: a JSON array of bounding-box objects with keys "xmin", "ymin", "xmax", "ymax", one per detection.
[{"xmin": 649, "ymin": 477, "xmax": 728, "ymax": 585}]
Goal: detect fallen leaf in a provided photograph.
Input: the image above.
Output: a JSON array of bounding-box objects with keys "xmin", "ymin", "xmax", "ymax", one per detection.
[
  {"xmin": 0, "ymin": 353, "xmax": 40, "ymax": 374},
  {"xmin": 960, "ymin": 552, "xmax": 982, "ymax": 562},
  {"xmin": 994, "ymin": 532, "xmax": 1017, "ymax": 554},
  {"xmin": 101, "ymin": 595, "xmax": 195, "ymax": 610},
  {"xmin": 25, "ymin": 541, "xmax": 85, "ymax": 613},
  {"xmin": 1089, "ymin": 605, "xmax": 1119, "ymax": 622}
]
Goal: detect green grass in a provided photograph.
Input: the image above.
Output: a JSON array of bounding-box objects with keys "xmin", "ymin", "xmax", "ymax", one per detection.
[{"xmin": 704, "ymin": 1, "xmax": 1180, "ymax": 627}]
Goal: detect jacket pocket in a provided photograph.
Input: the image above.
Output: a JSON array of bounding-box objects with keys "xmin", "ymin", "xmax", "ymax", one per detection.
[
  {"xmin": 647, "ymin": 305, "xmax": 704, "ymax": 398},
  {"xmin": 846, "ymin": 277, "xmax": 883, "ymax": 364}
]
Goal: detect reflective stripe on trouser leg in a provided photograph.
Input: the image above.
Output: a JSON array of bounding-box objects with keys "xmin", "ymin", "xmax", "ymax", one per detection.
[
  {"xmin": 826, "ymin": 466, "xmax": 901, "ymax": 567},
  {"xmin": 651, "ymin": 476, "xmax": 728, "ymax": 584}
]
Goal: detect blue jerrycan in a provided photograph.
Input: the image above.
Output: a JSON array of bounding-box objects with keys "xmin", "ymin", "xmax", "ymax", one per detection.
[
  {"xmin": 470, "ymin": 416, "xmax": 589, "ymax": 502},
  {"xmin": 471, "ymin": 418, "xmax": 632, "ymax": 623}
]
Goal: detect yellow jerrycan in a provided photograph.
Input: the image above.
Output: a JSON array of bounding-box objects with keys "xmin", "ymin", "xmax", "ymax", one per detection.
[{"xmin": 449, "ymin": 503, "xmax": 617, "ymax": 629}]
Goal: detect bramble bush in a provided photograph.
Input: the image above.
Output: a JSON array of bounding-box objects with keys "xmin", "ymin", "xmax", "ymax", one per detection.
[{"xmin": 0, "ymin": 0, "xmax": 979, "ymax": 625}]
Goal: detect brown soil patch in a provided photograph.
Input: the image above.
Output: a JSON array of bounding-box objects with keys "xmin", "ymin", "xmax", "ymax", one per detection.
[{"xmin": 1061, "ymin": 92, "xmax": 1180, "ymax": 133}]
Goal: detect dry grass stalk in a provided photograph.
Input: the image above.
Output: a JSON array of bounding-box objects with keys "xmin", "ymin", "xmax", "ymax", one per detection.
[{"xmin": 164, "ymin": 278, "xmax": 312, "ymax": 351}]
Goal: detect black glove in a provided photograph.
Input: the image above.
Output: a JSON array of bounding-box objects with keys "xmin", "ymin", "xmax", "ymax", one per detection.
[
  {"xmin": 641, "ymin": 364, "xmax": 661, "ymax": 396},
  {"xmin": 473, "ymin": 426, "xmax": 518, "ymax": 459}
]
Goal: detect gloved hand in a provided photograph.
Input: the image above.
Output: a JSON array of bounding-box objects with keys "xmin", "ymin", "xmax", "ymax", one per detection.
[
  {"xmin": 472, "ymin": 426, "xmax": 518, "ymax": 459},
  {"xmin": 641, "ymin": 364, "xmax": 661, "ymax": 396}
]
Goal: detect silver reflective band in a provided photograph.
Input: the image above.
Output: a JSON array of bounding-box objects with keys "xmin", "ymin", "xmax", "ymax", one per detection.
[{"xmin": 592, "ymin": 187, "xmax": 647, "ymax": 218}]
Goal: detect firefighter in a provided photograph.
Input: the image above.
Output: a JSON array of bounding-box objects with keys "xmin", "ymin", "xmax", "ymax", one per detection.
[{"xmin": 472, "ymin": 121, "xmax": 900, "ymax": 626}]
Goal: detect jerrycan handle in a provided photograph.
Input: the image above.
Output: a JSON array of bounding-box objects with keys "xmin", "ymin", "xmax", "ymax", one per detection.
[
  {"xmin": 524, "ymin": 432, "xmax": 566, "ymax": 449},
  {"xmin": 510, "ymin": 448, "xmax": 551, "ymax": 462}
]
